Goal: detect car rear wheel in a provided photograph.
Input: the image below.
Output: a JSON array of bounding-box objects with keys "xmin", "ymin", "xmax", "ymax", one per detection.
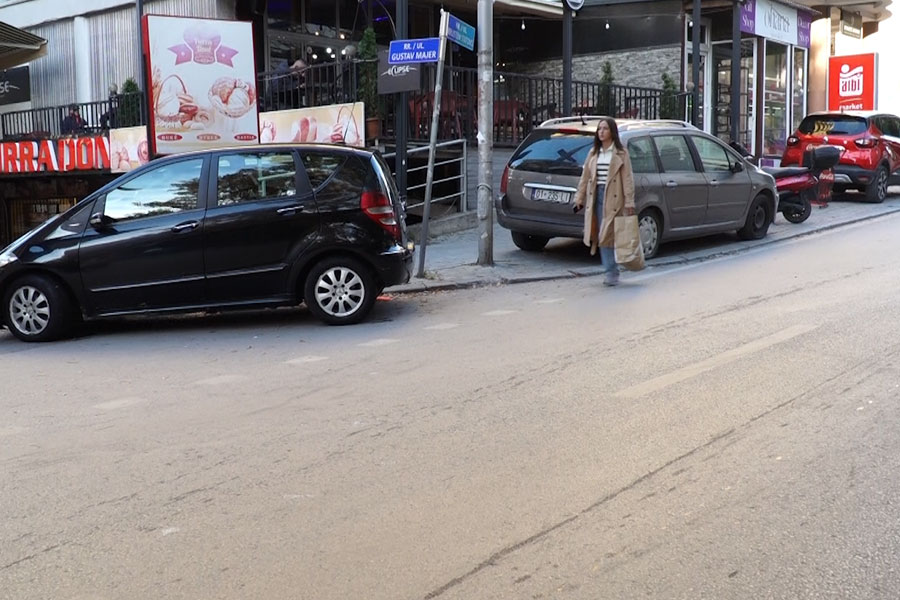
[
  {"xmin": 511, "ymin": 231, "xmax": 549, "ymax": 252},
  {"xmin": 638, "ymin": 209, "xmax": 661, "ymax": 259},
  {"xmin": 3, "ymin": 275, "xmax": 77, "ymax": 342},
  {"xmin": 865, "ymin": 165, "xmax": 888, "ymax": 203},
  {"xmin": 304, "ymin": 256, "xmax": 377, "ymax": 325},
  {"xmin": 737, "ymin": 194, "xmax": 771, "ymax": 240}
]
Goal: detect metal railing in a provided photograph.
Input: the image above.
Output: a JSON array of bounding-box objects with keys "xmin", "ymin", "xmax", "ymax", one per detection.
[
  {"xmin": 257, "ymin": 61, "xmax": 361, "ymax": 114},
  {"xmin": 0, "ymin": 92, "xmax": 146, "ymax": 141},
  {"xmin": 383, "ymin": 139, "xmax": 468, "ymax": 214}
]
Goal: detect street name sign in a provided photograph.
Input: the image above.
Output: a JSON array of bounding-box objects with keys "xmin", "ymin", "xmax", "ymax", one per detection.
[
  {"xmin": 447, "ymin": 15, "xmax": 475, "ymax": 51},
  {"xmin": 388, "ymin": 38, "xmax": 440, "ymax": 65}
]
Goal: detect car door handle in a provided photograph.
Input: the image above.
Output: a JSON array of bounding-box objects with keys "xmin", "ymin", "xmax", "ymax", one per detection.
[
  {"xmin": 665, "ymin": 181, "xmax": 678, "ymax": 188},
  {"xmin": 277, "ymin": 205, "xmax": 306, "ymax": 215},
  {"xmin": 709, "ymin": 180, "xmax": 720, "ymax": 187},
  {"xmin": 172, "ymin": 221, "xmax": 199, "ymax": 233}
]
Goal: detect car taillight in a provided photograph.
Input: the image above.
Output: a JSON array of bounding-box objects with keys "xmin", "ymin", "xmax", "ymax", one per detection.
[
  {"xmin": 856, "ymin": 137, "xmax": 877, "ymax": 148},
  {"xmin": 500, "ymin": 164, "xmax": 510, "ymax": 195},
  {"xmin": 361, "ymin": 190, "xmax": 400, "ymax": 240},
  {"xmin": 787, "ymin": 136, "xmax": 799, "ymax": 146}
]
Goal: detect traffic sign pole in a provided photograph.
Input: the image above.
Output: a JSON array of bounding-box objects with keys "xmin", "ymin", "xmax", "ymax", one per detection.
[{"xmin": 415, "ymin": 9, "xmax": 450, "ymax": 278}]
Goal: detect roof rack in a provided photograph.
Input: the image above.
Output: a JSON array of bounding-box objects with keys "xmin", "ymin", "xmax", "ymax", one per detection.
[{"xmin": 539, "ymin": 115, "xmax": 610, "ymax": 128}]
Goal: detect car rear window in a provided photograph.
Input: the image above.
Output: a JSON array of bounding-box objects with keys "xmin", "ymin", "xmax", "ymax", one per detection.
[
  {"xmin": 509, "ymin": 130, "xmax": 594, "ymax": 176},
  {"xmin": 798, "ymin": 115, "xmax": 868, "ymax": 136}
]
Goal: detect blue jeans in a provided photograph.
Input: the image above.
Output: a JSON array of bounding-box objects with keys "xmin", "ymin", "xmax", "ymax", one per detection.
[{"xmin": 596, "ymin": 184, "xmax": 619, "ymax": 280}]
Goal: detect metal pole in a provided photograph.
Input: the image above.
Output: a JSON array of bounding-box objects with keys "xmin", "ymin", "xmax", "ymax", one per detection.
[
  {"xmin": 691, "ymin": 0, "xmax": 701, "ymax": 127},
  {"xmin": 135, "ymin": 0, "xmax": 144, "ymax": 92},
  {"xmin": 396, "ymin": 0, "xmax": 409, "ymax": 205},
  {"xmin": 563, "ymin": 6, "xmax": 573, "ymax": 115},
  {"xmin": 731, "ymin": 0, "xmax": 741, "ymax": 145},
  {"xmin": 477, "ymin": 0, "xmax": 494, "ymax": 265},
  {"xmin": 415, "ymin": 10, "xmax": 450, "ymax": 278}
]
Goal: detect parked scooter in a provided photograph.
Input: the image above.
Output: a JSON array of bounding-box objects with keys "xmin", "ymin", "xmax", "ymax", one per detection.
[{"xmin": 730, "ymin": 143, "xmax": 842, "ymax": 224}]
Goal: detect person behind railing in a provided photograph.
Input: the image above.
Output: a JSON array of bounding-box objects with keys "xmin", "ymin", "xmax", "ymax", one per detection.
[
  {"xmin": 100, "ymin": 84, "xmax": 119, "ymax": 130},
  {"xmin": 61, "ymin": 104, "xmax": 86, "ymax": 135}
]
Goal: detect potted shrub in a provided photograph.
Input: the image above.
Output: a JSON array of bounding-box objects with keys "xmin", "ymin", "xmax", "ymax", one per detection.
[{"xmin": 357, "ymin": 26, "xmax": 382, "ymax": 140}]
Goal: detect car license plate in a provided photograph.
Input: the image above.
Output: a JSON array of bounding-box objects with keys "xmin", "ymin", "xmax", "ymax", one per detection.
[{"xmin": 531, "ymin": 188, "xmax": 571, "ymax": 204}]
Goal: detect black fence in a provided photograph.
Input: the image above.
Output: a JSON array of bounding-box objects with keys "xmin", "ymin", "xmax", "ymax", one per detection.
[
  {"xmin": 257, "ymin": 62, "xmax": 360, "ymax": 114},
  {"xmin": 0, "ymin": 92, "xmax": 146, "ymax": 142}
]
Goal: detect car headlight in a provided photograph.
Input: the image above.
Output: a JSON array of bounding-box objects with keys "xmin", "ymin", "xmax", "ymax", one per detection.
[{"xmin": 0, "ymin": 250, "xmax": 17, "ymax": 268}]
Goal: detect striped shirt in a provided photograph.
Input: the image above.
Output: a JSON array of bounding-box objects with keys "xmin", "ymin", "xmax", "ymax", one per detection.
[{"xmin": 595, "ymin": 145, "xmax": 614, "ymax": 185}]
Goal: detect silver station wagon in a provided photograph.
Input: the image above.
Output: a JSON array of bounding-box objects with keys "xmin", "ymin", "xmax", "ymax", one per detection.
[{"xmin": 496, "ymin": 118, "xmax": 778, "ymax": 258}]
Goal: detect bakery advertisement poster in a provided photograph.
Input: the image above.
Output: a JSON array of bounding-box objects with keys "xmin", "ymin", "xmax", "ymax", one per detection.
[
  {"xmin": 108, "ymin": 126, "xmax": 150, "ymax": 173},
  {"xmin": 259, "ymin": 102, "xmax": 365, "ymax": 147},
  {"xmin": 142, "ymin": 15, "xmax": 259, "ymax": 155}
]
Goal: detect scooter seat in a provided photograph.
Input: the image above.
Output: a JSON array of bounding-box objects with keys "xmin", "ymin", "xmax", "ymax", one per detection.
[{"xmin": 762, "ymin": 166, "xmax": 810, "ymax": 179}]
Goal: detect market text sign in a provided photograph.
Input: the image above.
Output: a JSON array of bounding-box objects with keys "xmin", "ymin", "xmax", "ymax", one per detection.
[
  {"xmin": 0, "ymin": 136, "xmax": 110, "ymax": 174},
  {"xmin": 828, "ymin": 53, "xmax": 877, "ymax": 111}
]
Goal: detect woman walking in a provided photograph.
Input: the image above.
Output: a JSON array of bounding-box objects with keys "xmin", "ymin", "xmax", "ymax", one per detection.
[{"xmin": 573, "ymin": 117, "xmax": 636, "ymax": 286}]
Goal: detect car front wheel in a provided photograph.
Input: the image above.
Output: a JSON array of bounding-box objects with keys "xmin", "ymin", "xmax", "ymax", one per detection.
[
  {"xmin": 737, "ymin": 194, "xmax": 772, "ymax": 240},
  {"xmin": 3, "ymin": 275, "xmax": 77, "ymax": 342},
  {"xmin": 304, "ymin": 257, "xmax": 377, "ymax": 325}
]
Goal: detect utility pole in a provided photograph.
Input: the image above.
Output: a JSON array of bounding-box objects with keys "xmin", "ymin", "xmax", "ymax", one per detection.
[
  {"xmin": 562, "ymin": 5, "xmax": 573, "ymax": 115},
  {"xmin": 691, "ymin": 0, "xmax": 701, "ymax": 127},
  {"xmin": 476, "ymin": 0, "xmax": 493, "ymax": 266}
]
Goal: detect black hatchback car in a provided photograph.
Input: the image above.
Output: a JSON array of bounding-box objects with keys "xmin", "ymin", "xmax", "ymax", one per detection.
[{"xmin": 0, "ymin": 144, "xmax": 412, "ymax": 342}]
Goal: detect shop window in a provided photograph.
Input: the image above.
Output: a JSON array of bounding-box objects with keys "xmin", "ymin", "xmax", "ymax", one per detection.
[
  {"xmin": 792, "ymin": 47, "xmax": 808, "ymax": 131},
  {"xmin": 764, "ymin": 41, "xmax": 789, "ymax": 157}
]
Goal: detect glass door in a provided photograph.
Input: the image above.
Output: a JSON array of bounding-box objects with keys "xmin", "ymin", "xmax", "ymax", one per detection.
[
  {"xmin": 763, "ymin": 40, "xmax": 789, "ymax": 157},
  {"xmin": 712, "ymin": 39, "xmax": 756, "ymax": 154}
]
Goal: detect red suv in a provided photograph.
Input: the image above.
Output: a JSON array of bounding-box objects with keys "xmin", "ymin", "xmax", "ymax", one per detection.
[{"xmin": 781, "ymin": 111, "xmax": 900, "ymax": 203}]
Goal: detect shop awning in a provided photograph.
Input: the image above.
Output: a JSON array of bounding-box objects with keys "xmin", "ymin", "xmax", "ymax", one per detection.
[
  {"xmin": 494, "ymin": 0, "xmax": 563, "ymax": 17},
  {"xmin": 0, "ymin": 21, "xmax": 47, "ymax": 70}
]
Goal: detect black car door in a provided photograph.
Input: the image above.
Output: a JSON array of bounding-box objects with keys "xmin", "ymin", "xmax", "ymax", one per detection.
[
  {"xmin": 203, "ymin": 149, "xmax": 318, "ymax": 303},
  {"xmin": 78, "ymin": 157, "xmax": 208, "ymax": 315}
]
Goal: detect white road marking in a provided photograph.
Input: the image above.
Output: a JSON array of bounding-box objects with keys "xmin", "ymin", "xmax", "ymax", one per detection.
[
  {"xmin": 286, "ymin": 355, "xmax": 329, "ymax": 365},
  {"xmin": 194, "ymin": 375, "xmax": 249, "ymax": 386},
  {"xmin": 161, "ymin": 527, "xmax": 180, "ymax": 536},
  {"xmin": 358, "ymin": 338, "xmax": 399, "ymax": 347},
  {"xmin": 535, "ymin": 298, "xmax": 565, "ymax": 304},
  {"xmin": 482, "ymin": 310, "xmax": 517, "ymax": 316},
  {"xmin": 616, "ymin": 324, "xmax": 818, "ymax": 399},
  {"xmin": 425, "ymin": 323, "xmax": 459, "ymax": 330},
  {"xmin": 93, "ymin": 397, "xmax": 146, "ymax": 411}
]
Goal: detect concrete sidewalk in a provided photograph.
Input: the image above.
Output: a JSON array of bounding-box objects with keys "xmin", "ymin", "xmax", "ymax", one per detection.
[{"xmin": 389, "ymin": 192, "xmax": 900, "ymax": 294}]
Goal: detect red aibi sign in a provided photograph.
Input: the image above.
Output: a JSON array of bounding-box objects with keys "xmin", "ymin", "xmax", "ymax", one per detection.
[
  {"xmin": 0, "ymin": 136, "xmax": 111, "ymax": 175},
  {"xmin": 828, "ymin": 53, "xmax": 877, "ymax": 111}
]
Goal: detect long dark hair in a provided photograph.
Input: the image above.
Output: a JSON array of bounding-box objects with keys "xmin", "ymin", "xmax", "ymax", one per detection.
[{"xmin": 592, "ymin": 117, "xmax": 624, "ymax": 154}]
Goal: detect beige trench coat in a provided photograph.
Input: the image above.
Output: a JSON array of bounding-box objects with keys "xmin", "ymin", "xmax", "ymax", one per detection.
[{"xmin": 573, "ymin": 146, "xmax": 636, "ymax": 254}]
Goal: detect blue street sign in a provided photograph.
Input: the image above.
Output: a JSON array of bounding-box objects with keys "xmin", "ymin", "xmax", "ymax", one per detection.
[
  {"xmin": 447, "ymin": 15, "xmax": 476, "ymax": 51},
  {"xmin": 388, "ymin": 38, "xmax": 440, "ymax": 65}
]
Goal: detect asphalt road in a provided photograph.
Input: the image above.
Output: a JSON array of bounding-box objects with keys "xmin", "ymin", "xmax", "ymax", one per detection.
[{"xmin": 3, "ymin": 213, "xmax": 900, "ymax": 599}]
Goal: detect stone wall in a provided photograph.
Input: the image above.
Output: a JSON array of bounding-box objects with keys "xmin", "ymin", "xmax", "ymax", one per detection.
[{"xmin": 515, "ymin": 45, "xmax": 682, "ymax": 90}]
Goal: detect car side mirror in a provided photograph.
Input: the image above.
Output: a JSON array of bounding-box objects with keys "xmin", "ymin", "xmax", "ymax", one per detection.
[
  {"xmin": 731, "ymin": 161, "xmax": 745, "ymax": 174},
  {"xmin": 89, "ymin": 212, "xmax": 111, "ymax": 229}
]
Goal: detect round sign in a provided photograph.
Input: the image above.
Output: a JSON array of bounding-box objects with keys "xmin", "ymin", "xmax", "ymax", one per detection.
[{"xmin": 564, "ymin": 0, "xmax": 584, "ymax": 11}]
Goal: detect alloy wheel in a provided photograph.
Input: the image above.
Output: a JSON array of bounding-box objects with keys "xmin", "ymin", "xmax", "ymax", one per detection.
[
  {"xmin": 314, "ymin": 266, "xmax": 365, "ymax": 318},
  {"xmin": 639, "ymin": 214, "xmax": 659, "ymax": 257},
  {"xmin": 877, "ymin": 170, "xmax": 888, "ymax": 201},
  {"xmin": 9, "ymin": 285, "xmax": 51, "ymax": 336}
]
